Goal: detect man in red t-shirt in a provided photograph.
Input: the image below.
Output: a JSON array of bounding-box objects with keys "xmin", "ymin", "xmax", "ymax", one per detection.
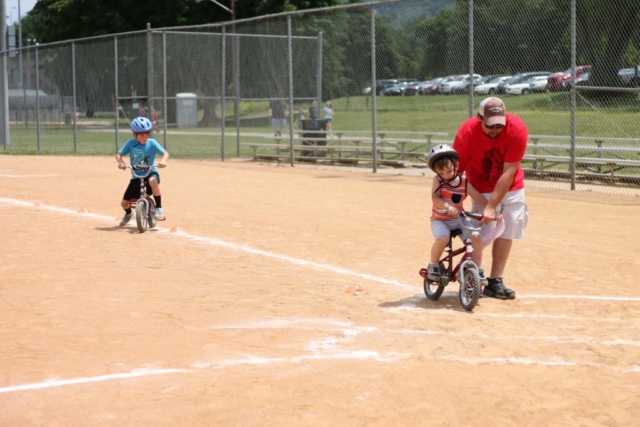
[{"xmin": 453, "ymin": 97, "xmax": 529, "ymax": 300}]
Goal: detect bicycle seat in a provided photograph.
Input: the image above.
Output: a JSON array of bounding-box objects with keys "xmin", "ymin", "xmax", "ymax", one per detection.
[{"xmin": 450, "ymin": 229, "xmax": 463, "ymax": 238}]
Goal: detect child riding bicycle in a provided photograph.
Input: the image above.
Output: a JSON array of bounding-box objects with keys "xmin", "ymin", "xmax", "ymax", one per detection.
[
  {"xmin": 115, "ymin": 116, "xmax": 169, "ymax": 226},
  {"xmin": 426, "ymin": 144, "xmax": 489, "ymax": 285}
]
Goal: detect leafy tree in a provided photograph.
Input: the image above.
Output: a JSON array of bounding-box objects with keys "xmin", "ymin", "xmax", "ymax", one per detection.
[{"xmin": 22, "ymin": 0, "xmax": 342, "ymax": 44}]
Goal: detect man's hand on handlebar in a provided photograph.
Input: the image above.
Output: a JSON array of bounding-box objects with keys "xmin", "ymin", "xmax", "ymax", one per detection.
[
  {"xmin": 481, "ymin": 206, "xmax": 503, "ymax": 224},
  {"xmin": 157, "ymin": 162, "xmax": 167, "ymax": 168},
  {"xmin": 118, "ymin": 163, "xmax": 126, "ymax": 170}
]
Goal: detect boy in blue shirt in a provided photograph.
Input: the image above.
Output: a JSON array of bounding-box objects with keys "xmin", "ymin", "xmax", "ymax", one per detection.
[{"xmin": 115, "ymin": 117, "xmax": 169, "ymax": 225}]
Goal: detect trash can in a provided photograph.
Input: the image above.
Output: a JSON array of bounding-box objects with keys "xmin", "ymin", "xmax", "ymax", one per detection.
[
  {"xmin": 131, "ymin": 102, "xmax": 140, "ymax": 119},
  {"xmin": 300, "ymin": 119, "xmax": 327, "ymax": 157},
  {"xmin": 176, "ymin": 93, "xmax": 198, "ymax": 128},
  {"xmin": 64, "ymin": 112, "xmax": 72, "ymax": 125}
]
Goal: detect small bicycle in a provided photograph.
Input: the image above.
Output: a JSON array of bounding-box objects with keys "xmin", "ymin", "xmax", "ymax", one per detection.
[
  {"xmin": 124, "ymin": 164, "xmax": 159, "ymax": 233},
  {"xmin": 419, "ymin": 210, "xmax": 485, "ymax": 311}
]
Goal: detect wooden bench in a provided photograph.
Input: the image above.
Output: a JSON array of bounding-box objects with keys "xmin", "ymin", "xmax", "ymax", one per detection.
[
  {"xmin": 522, "ymin": 154, "xmax": 640, "ymax": 184},
  {"xmin": 264, "ymin": 136, "xmax": 436, "ymax": 163},
  {"xmin": 242, "ymin": 143, "xmax": 406, "ymax": 167},
  {"xmin": 524, "ymin": 135, "xmax": 640, "ymax": 183}
]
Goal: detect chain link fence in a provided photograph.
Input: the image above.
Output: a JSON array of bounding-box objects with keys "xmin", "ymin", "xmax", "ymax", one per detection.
[{"xmin": 1, "ymin": 0, "xmax": 638, "ymax": 194}]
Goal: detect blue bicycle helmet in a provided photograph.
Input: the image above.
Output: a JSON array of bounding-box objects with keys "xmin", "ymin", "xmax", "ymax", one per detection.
[{"xmin": 130, "ymin": 116, "xmax": 153, "ymax": 133}]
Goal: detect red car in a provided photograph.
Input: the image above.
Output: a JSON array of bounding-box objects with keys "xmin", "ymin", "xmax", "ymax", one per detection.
[{"xmin": 547, "ymin": 65, "xmax": 592, "ymax": 91}]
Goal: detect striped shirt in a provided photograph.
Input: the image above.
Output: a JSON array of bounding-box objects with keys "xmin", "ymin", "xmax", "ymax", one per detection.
[{"xmin": 431, "ymin": 176, "xmax": 468, "ymax": 220}]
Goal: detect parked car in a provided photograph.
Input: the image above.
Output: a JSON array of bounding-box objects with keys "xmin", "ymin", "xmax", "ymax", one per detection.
[
  {"xmin": 618, "ymin": 65, "xmax": 640, "ymax": 86},
  {"xmin": 362, "ymin": 79, "xmax": 397, "ymax": 95},
  {"xmin": 563, "ymin": 71, "xmax": 590, "ymax": 90},
  {"xmin": 497, "ymin": 72, "xmax": 552, "ymax": 94},
  {"xmin": 529, "ymin": 75, "xmax": 551, "ymax": 93},
  {"xmin": 473, "ymin": 75, "xmax": 511, "ymax": 95},
  {"xmin": 440, "ymin": 74, "xmax": 482, "ymax": 94},
  {"xmin": 505, "ymin": 76, "xmax": 540, "ymax": 95},
  {"xmin": 363, "ymin": 78, "xmax": 419, "ymax": 95},
  {"xmin": 402, "ymin": 81, "xmax": 425, "ymax": 95},
  {"xmin": 547, "ymin": 65, "xmax": 592, "ymax": 92},
  {"xmin": 419, "ymin": 77, "xmax": 448, "ymax": 95},
  {"xmin": 380, "ymin": 81, "xmax": 418, "ymax": 96},
  {"xmin": 416, "ymin": 78, "xmax": 440, "ymax": 95}
]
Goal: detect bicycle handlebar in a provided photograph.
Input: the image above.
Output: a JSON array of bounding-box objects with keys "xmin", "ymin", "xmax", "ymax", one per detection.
[
  {"xmin": 123, "ymin": 164, "xmax": 159, "ymax": 179},
  {"xmin": 433, "ymin": 209, "xmax": 484, "ymax": 232}
]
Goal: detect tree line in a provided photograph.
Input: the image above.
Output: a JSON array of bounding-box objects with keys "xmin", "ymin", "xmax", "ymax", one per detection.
[{"xmin": 15, "ymin": 0, "xmax": 640, "ymax": 119}]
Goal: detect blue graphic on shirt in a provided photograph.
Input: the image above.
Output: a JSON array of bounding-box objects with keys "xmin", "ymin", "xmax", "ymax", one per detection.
[{"xmin": 118, "ymin": 138, "xmax": 166, "ymax": 179}]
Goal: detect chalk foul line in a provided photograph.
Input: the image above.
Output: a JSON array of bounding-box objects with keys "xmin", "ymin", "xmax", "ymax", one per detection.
[
  {"xmin": 1, "ymin": 197, "xmax": 639, "ymax": 301},
  {"xmin": 0, "ymin": 368, "xmax": 187, "ymax": 394}
]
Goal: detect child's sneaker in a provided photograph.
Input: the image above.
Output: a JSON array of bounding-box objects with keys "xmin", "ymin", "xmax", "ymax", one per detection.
[
  {"xmin": 478, "ymin": 268, "xmax": 489, "ymax": 286},
  {"xmin": 119, "ymin": 212, "xmax": 133, "ymax": 226},
  {"xmin": 154, "ymin": 207, "xmax": 166, "ymax": 220},
  {"xmin": 427, "ymin": 262, "xmax": 441, "ymax": 281}
]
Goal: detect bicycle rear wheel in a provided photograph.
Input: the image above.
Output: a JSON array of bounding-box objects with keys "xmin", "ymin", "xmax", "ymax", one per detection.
[
  {"xmin": 135, "ymin": 199, "xmax": 148, "ymax": 233},
  {"xmin": 459, "ymin": 268, "xmax": 482, "ymax": 311},
  {"xmin": 424, "ymin": 278, "xmax": 445, "ymax": 300},
  {"xmin": 423, "ymin": 262, "xmax": 446, "ymax": 300}
]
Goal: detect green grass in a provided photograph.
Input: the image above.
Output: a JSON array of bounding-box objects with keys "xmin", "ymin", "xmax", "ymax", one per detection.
[{"xmin": 2, "ymin": 92, "xmax": 639, "ymax": 159}]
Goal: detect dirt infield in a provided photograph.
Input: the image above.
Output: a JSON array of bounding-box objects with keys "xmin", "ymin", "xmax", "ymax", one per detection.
[{"xmin": 1, "ymin": 155, "xmax": 639, "ymax": 427}]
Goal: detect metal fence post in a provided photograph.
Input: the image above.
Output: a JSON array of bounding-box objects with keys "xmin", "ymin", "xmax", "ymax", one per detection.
[
  {"xmin": 72, "ymin": 41, "xmax": 77, "ymax": 153},
  {"xmin": 234, "ymin": 31, "xmax": 240, "ymax": 156},
  {"xmin": 288, "ymin": 16, "xmax": 294, "ymax": 166},
  {"xmin": 1, "ymin": 49, "xmax": 8, "ymax": 149},
  {"xmin": 316, "ymin": 32, "xmax": 323, "ymax": 106},
  {"xmin": 0, "ymin": 0, "xmax": 9, "ymax": 149},
  {"xmin": 162, "ymin": 30, "xmax": 168, "ymax": 149},
  {"xmin": 468, "ymin": 0, "xmax": 474, "ymax": 118},
  {"xmin": 114, "ymin": 36, "xmax": 119, "ymax": 152},
  {"xmin": 370, "ymin": 7, "xmax": 377, "ymax": 173},
  {"xmin": 570, "ymin": 0, "xmax": 576, "ymax": 190},
  {"xmin": 147, "ymin": 23, "xmax": 153, "ymax": 120},
  {"xmin": 221, "ymin": 27, "xmax": 226, "ymax": 161},
  {"xmin": 35, "ymin": 46, "xmax": 40, "ymax": 151}
]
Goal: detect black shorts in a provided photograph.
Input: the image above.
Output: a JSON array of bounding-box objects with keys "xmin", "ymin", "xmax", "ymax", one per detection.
[{"xmin": 122, "ymin": 172, "xmax": 160, "ymax": 201}]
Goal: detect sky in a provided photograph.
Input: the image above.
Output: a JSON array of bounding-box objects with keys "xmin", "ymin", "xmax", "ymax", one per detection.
[{"xmin": 5, "ymin": 0, "xmax": 38, "ymax": 25}]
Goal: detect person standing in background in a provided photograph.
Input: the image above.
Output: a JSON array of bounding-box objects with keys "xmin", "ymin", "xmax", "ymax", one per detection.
[
  {"xmin": 323, "ymin": 101, "xmax": 335, "ymax": 138},
  {"xmin": 138, "ymin": 102, "xmax": 148, "ymax": 118},
  {"xmin": 269, "ymin": 100, "xmax": 288, "ymax": 137}
]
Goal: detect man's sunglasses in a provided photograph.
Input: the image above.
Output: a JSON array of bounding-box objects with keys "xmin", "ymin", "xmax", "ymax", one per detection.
[{"xmin": 484, "ymin": 123, "xmax": 504, "ymax": 130}]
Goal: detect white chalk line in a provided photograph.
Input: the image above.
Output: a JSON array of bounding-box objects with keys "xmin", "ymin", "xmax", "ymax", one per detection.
[
  {"xmin": 0, "ymin": 197, "xmax": 410, "ymax": 290},
  {"xmin": 0, "ymin": 368, "xmax": 187, "ymax": 394},
  {"xmin": 0, "ymin": 173, "xmax": 60, "ymax": 178},
  {"xmin": 1, "ymin": 196, "xmax": 640, "ymax": 303},
  {"xmin": 193, "ymin": 315, "xmax": 640, "ymax": 372},
  {"xmin": 208, "ymin": 317, "xmax": 640, "ymax": 349},
  {"xmin": 3, "ymin": 354, "xmax": 637, "ymax": 396},
  {"xmin": 3, "ymin": 316, "xmax": 638, "ymax": 395},
  {"xmin": 385, "ymin": 294, "xmax": 636, "ymax": 323}
]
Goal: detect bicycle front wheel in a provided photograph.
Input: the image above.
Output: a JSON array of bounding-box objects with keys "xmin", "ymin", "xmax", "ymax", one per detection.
[
  {"xmin": 147, "ymin": 197, "xmax": 157, "ymax": 229},
  {"xmin": 459, "ymin": 268, "xmax": 482, "ymax": 311},
  {"xmin": 135, "ymin": 199, "xmax": 148, "ymax": 233}
]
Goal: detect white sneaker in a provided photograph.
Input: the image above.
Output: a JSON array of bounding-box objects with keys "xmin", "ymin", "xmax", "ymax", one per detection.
[
  {"xmin": 154, "ymin": 207, "xmax": 166, "ymax": 220},
  {"xmin": 119, "ymin": 212, "xmax": 133, "ymax": 226}
]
